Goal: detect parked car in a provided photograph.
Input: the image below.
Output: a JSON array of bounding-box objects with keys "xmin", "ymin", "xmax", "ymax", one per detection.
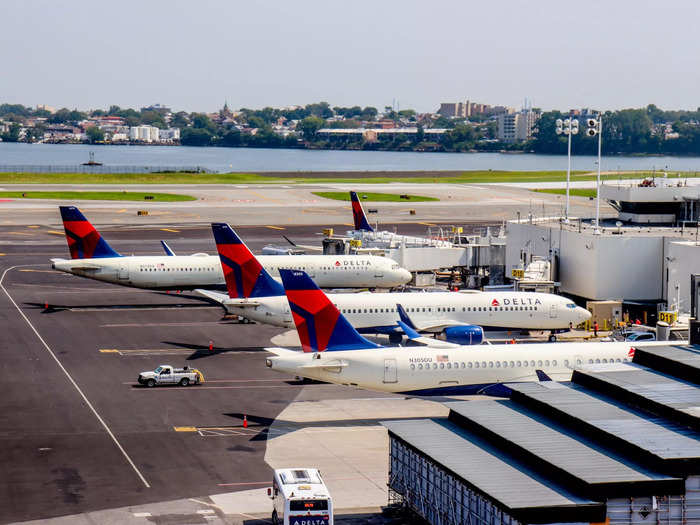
[{"xmin": 625, "ymin": 331, "xmax": 656, "ymax": 342}]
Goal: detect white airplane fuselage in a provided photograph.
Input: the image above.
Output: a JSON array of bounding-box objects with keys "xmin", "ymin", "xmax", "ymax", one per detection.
[
  {"xmin": 51, "ymin": 253, "xmax": 412, "ymax": 290},
  {"xmin": 204, "ymin": 290, "xmax": 591, "ymax": 331},
  {"xmin": 265, "ymin": 340, "xmax": 671, "ymax": 395}
]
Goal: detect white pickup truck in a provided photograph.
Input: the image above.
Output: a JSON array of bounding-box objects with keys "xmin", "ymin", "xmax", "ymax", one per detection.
[{"xmin": 137, "ymin": 365, "xmax": 204, "ymax": 387}]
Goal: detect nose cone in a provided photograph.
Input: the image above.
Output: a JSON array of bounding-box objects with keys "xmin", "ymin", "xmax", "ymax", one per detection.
[
  {"xmin": 577, "ymin": 307, "xmax": 592, "ymax": 323},
  {"xmin": 398, "ymin": 268, "xmax": 412, "ymax": 284}
]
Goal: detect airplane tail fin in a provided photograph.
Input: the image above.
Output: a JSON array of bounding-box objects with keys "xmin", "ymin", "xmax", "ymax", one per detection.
[
  {"xmin": 211, "ymin": 223, "xmax": 284, "ymax": 299},
  {"xmin": 350, "ymin": 191, "xmax": 374, "ymax": 232},
  {"xmin": 59, "ymin": 206, "xmax": 121, "ymax": 259},
  {"xmin": 279, "ymin": 269, "xmax": 380, "ymax": 352}
]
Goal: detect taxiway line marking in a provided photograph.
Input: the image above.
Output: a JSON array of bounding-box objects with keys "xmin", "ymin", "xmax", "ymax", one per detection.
[
  {"xmin": 417, "ymin": 221, "xmax": 437, "ymax": 226},
  {"xmin": 160, "ymin": 228, "xmax": 180, "ymax": 233},
  {"xmin": 0, "ymin": 265, "xmax": 151, "ymax": 489},
  {"xmin": 174, "ymin": 426, "xmax": 198, "ymax": 432},
  {"xmin": 27, "ymin": 225, "xmax": 40, "ymax": 228},
  {"xmin": 117, "ymin": 209, "xmax": 127, "ymax": 213},
  {"xmin": 7, "ymin": 231, "xmax": 33, "ymax": 236},
  {"xmin": 46, "ymin": 230, "xmax": 64, "ymax": 235},
  {"xmin": 216, "ymin": 481, "xmax": 270, "ymax": 487},
  {"xmin": 265, "ymin": 225, "xmax": 285, "ymax": 230},
  {"xmin": 100, "ymin": 349, "xmax": 121, "ymax": 354}
]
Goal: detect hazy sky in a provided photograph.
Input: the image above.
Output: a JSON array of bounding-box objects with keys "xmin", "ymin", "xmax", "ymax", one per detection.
[{"xmin": 2, "ymin": 1, "xmax": 699, "ymax": 114}]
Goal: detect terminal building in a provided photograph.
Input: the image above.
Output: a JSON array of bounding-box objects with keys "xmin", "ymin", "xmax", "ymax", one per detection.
[
  {"xmin": 505, "ymin": 179, "xmax": 700, "ymax": 319},
  {"xmin": 383, "ymin": 344, "xmax": 700, "ymax": 524}
]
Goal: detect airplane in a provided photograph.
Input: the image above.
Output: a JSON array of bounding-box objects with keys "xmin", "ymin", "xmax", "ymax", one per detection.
[
  {"xmin": 264, "ymin": 269, "xmax": 673, "ymax": 396},
  {"xmin": 196, "ymin": 223, "xmax": 591, "ymax": 343},
  {"xmin": 50, "ymin": 206, "xmax": 412, "ymax": 291}
]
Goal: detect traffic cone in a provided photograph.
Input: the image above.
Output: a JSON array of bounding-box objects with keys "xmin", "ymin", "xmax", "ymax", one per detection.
[
  {"xmin": 44, "ymin": 301, "xmax": 48, "ymax": 310},
  {"xmin": 208, "ymin": 340, "xmax": 213, "ymax": 352},
  {"xmin": 243, "ymin": 415, "xmax": 248, "ymax": 428}
]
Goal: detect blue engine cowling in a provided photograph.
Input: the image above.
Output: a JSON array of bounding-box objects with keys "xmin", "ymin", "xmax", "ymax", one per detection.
[{"xmin": 443, "ymin": 325, "xmax": 483, "ymax": 345}]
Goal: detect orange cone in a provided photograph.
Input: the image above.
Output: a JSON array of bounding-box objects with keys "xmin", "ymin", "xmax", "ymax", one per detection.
[
  {"xmin": 243, "ymin": 415, "xmax": 248, "ymax": 428},
  {"xmin": 209, "ymin": 340, "xmax": 213, "ymax": 352}
]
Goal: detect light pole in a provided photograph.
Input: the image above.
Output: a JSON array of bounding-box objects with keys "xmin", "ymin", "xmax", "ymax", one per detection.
[
  {"xmin": 586, "ymin": 115, "xmax": 603, "ymax": 234},
  {"xmin": 556, "ymin": 117, "xmax": 579, "ymax": 222}
]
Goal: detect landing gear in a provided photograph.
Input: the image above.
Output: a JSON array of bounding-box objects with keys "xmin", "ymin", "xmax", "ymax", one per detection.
[
  {"xmin": 548, "ymin": 334, "xmax": 557, "ymax": 342},
  {"xmin": 389, "ymin": 333, "xmax": 403, "ymax": 345}
]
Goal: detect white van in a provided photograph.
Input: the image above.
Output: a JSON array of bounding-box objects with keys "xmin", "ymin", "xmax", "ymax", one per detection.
[{"xmin": 268, "ymin": 468, "xmax": 333, "ymax": 525}]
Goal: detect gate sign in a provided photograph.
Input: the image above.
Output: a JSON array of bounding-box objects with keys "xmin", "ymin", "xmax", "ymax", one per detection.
[
  {"xmin": 659, "ymin": 311, "xmax": 677, "ymax": 325},
  {"xmin": 512, "ymin": 269, "xmax": 524, "ymax": 279}
]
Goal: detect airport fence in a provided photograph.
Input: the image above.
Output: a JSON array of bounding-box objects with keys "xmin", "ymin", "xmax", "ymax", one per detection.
[{"xmin": 0, "ymin": 165, "xmax": 213, "ymax": 174}]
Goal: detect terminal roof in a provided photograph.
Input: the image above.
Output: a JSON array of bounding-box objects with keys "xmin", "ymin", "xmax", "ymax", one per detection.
[
  {"xmin": 572, "ymin": 362, "xmax": 700, "ymax": 431},
  {"xmin": 508, "ymin": 382, "xmax": 700, "ymax": 475},
  {"xmin": 632, "ymin": 345, "xmax": 700, "ymax": 385},
  {"xmin": 446, "ymin": 400, "xmax": 683, "ymax": 500},
  {"xmin": 383, "ymin": 418, "xmax": 605, "ymax": 524}
]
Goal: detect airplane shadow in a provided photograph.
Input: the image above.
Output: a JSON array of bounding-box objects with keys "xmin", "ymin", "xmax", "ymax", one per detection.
[
  {"xmin": 219, "ymin": 412, "xmax": 435, "ymax": 443},
  {"xmin": 161, "ymin": 340, "xmax": 270, "ymax": 360}
]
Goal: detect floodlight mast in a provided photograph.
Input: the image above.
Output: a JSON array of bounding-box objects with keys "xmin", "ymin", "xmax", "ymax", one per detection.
[{"xmin": 556, "ymin": 117, "xmax": 578, "ymax": 223}]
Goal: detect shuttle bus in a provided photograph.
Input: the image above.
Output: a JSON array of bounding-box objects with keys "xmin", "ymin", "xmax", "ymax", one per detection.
[{"xmin": 269, "ymin": 468, "xmax": 333, "ymax": 525}]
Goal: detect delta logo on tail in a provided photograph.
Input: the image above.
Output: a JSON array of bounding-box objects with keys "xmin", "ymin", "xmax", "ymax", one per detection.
[
  {"xmin": 59, "ymin": 206, "xmax": 121, "ymax": 259},
  {"xmin": 350, "ymin": 191, "xmax": 374, "ymax": 232},
  {"xmin": 279, "ymin": 269, "xmax": 379, "ymax": 353},
  {"xmin": 211, "ymin": 223, "xmax": 283, "ymax": 299}
]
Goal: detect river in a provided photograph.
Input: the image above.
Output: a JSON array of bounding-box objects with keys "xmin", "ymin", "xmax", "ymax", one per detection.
[{"xmin": 2, "ymin": 142, "xmax": 700, "ymax": 173}]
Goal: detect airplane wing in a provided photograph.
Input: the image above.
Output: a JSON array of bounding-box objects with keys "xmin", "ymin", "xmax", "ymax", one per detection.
[
  {"xmin": 411, "ymin": 320, "xmax": 462, "ymax": 332},
  {"xmin": 283, "ymin": 235, "xmax": 323, "ymax": 252},
  {"xmin": 194, "ymin": 289, "xmax": 262, "ymax": 307},
  {"xmin": 396, "ymin": 321, "xmax": 460, "ymax": 348},
  {"xmin": 264, "ymin": 347, "xmax": 298, "ymax": 356}
]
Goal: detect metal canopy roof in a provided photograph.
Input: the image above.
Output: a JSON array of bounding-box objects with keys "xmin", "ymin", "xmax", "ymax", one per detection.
[
  {"xmin": 383, "ymin": 418, "xmax": 605, "ymax": 524},
  {"xmin": 508, "ymin": 382, "xmax": 700, "ymax": 476},
  {"xmin": 572, "ymin": 363, "xmax": 700, "ymax": 431},
  {"xmin": 633, "ymin": 345, "xmax": 700, "ymax": 385},
  {"xmin": 445, "ymin": 400, "xmax": 683, "ymax": 500}
]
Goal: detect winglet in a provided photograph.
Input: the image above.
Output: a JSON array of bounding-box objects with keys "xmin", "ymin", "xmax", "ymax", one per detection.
[
  {"xmin": 211, "ymin": 223, "xmax": 284, "ymax": 299},
  {"xmin": 397, "ymin": 320, "xmax": 420, "ymax": 340},
  {"xmin": 396, "ymin": 303, "xmax": 417, "ymax": 329},
  {"xmin": 160, "ymin": 240, "xmax": 176, "ymax": 256},
  {"xmin": 535, "ymin": 369, "xmax": 553, "ymax": 382},
  {"xmin": 350, "ymin": 191, "xmax": 374, "ymax": 232},
  {"xmin": 279, "ymin": 269, "xmax": 380, "ymax": 353},
  {"xmin": 59, "ymin": 206, "xmax": 121, "ymax": 259}
]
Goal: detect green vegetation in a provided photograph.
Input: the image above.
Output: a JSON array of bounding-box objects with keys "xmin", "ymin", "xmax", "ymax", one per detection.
[
  {"xmin": 313, "ymin": 191, "xmax": 438, "ymax": 202},
  {"xmin": 533, "ymin": 188, "xmax": 597, "ymax": 198},
  {"xmin": 0, "ymin": 191, "xmax": 196, "ymax": 201},
  {"xmin": 0, "ymin": 169, "xmax": 697, "ymax": 186}
]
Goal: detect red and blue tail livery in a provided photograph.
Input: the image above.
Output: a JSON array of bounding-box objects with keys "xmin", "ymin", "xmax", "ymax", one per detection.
[
  {"xmin": 350, "ymin": 191, "xmax": 374, "ymax": 232},
  {"xmin": 279, "ymin": 269, "xmax": 379, "ymax": 352},
  {"xmin": 212, "ymin": 223, "xmax": 284, "ymax": 298},
  {"xmin": 59, "ymin": 206, "xmax": 121, "ymax": 259}
]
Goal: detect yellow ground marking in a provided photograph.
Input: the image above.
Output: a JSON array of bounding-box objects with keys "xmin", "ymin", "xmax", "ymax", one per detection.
[
  {"xmin": 47, "ymin": 230, "xmax": 64, "ymax": 235},
  {"xmin": 343, "ymin": 223, "xmax": 354, "ymax": 227},
  {"xmin": 0, "ymin": 253, "xmax": 4, "ymax": 256},
  {"xmin": 173, "ymin": 426, "xmax": 198, "ymax": 432},
  {"xmin": 7, "ymin": 232, "xmax": 33, "ymax": 236},
  {"xmin": 417, "ymin": 222, "xmax": 437, "ymax": 226},
  {"xmin": 99, "ymin": 349, "xmax": 121, "ymax": 354},
  {"xmin": 160, "ymin": 228, "xmax": 180, "ymax": 233},
  {"xmin": 27, "ymin": 225, "xmax": 40, "ymax": 229},
  {"xmin": 265, "ymin": 225, "xmax": 285, "ymax": 230},
  {"xmin": 117, "ymin": 209, "xmax": 127, "ymax": 213}
]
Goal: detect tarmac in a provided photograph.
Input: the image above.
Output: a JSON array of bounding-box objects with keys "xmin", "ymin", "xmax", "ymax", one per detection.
[{"xmin": 0, "ymin": 186, "xmax": 609, "ymax": 524}]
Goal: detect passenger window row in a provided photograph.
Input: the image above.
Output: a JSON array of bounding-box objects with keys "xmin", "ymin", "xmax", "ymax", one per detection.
[{"xmin": 409, "ymin": 357, "xmax": 628, "ymax": 371}]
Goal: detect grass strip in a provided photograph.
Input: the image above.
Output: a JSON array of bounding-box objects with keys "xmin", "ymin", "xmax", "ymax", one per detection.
[
  {"xmin": 0, "ymin": 191, "xmax": 196, "ymax": 201},
  {"xmin": 532, "ymin": 188, "xmax": 597, "ymax": 198},
  {"xmin": 0, "ymin": 170, "xmax": 693, "ymax": 185},
  {"xmin": 313, "ymin": 191, "xmax": 438, "ymax": 202}
]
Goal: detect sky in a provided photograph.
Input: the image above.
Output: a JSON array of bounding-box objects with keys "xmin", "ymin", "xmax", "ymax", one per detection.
[{"xmin": 2, "ymin": 0, "xmax": 699, "ymax": 114}]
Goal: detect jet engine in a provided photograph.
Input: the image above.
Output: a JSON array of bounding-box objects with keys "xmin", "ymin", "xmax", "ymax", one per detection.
[{"xmin": 443, "ymin": 325, "xmax": 483, "ymax": 345}]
